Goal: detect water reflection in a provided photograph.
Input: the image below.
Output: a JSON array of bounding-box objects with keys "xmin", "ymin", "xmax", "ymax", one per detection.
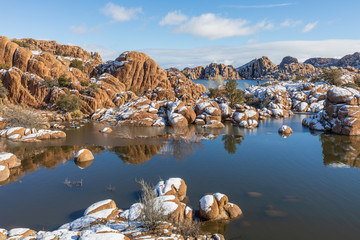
[
  {"xmin": 321, "ymin": 134, "xmax": 360, "ymax": 169},
  {"xmin": 222, "ymin": 135, "xmax": 244, "ymax": 154}
]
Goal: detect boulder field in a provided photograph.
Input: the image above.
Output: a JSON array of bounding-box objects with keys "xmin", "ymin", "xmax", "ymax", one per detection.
[{"xmin": 0, "ymin": 178, "xmax": 241, "ymax": 240}]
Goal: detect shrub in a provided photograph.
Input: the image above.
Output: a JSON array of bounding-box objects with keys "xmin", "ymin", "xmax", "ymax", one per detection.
[
  {"xmin": 55, "ymin": 49, "xmax": 62, "ymax": 56},
  {"xmin": 0, "ymin": 80, "xmax": 8, "ymax": 99},
  {"xmin": 0, "ymin": 105, "xmax": 45, "ymax": 128},
  {"xmin": 13, "ymin": 40, "xmax": 31, "ymax": 48},
  {"xmin": 70, "ymin": 59, "xmax": 84, "ymax": 71},
  {"xmin": 225, "ymin": 79, "xmax": 245, "ymax": 107},
  {"xmin": 208, "ymin": 87, "xmax": 224, "ymax": 98},
  {"xmin": 294, "ymin": 74, "xmax": 305, "ymax": 82},
  {"xmin": 80, "ymin": 81, "xmax": 90, "ymax": 87},
  {"xmin": 0, "ymin": 63, "xmax": 10, "ymax": 70},
  {"xmin": 321, "ymin": 68, "xmax": 343, "ymax": 86},
  {"xmin": 245, "ymin": 94, "xmax": 271, "ymax": 109},
  {"xmin": 354, "ymin": 75, "xmax": 360, "ymax": 87},
  {"xmin": 58, "ymin": 75, "xmax": 72, "ymax": 88},
  {"xmin": 71, "ymin": 109, "xmax": 83, "ymax": 118},
  {"xmin": 310, "ymin": 76, "xmax": 322, "ymax": 83},
  {"xmin": 89, "ymin": 83, "xmax": 98, "ymax": 92},
  {"xmin": 44, "ymin": 78, "xmax": 59, "ymax": 88},
  {"xmin": 56, "ymin": 94, "xmax": 83, "ymax": 112},
  {"xmin": 137, "ymin": 179, "xmax": 166, "ymax": 231},
  {"xmin": 172, "ymin": 219, "xmax": 201, "ymax": 238}
]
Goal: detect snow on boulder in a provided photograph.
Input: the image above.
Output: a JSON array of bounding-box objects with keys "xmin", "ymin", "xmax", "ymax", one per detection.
[
  {"xmin": 202, "ymin": 120, "xmax": 225, "ymax": 129},
  {"xmin": 74, "ymin": 149, "xmax": 94, "ymax": 162},
  {"xmin": 99, "ymin": 127, "xmax": 112, "ymax": 133},
  {"xmin": 5, "ymin": 127, "xmax": 26, "ymax": 138},
  {"xmin": 84, "ymin": 199, "xmax": 117, "ymax": 216},
  {"xmin": 8, "ymin": 228, "xmax": 37, "ymax": 239},
  {"xmin": 199, "ymin": 193, "xmax": 242, "ymax": 221},
  {"xmin": 278, "ymin": 125, "xmax": 293, "ymax": 138},
  {"xmin": 168, "ymin": 113, "xmax": 188, "ymax": 128},
  {"xmin": 327, "ymin": 87, "xmax": 354, "ymax": 104},
  {"xmin": 79, "ymin": 231, "xmax": 129, "ymax": 240},
  {"xmin": 0, "ymin": 152, "xmax": 21, "ymax": 168},
  {"xmin": 219, "ymin": 103, "xmax": 232, "ymax": 119},
  {"xmin": 154, "ymin": 177, "xmax": 187, "ymax": 201}
]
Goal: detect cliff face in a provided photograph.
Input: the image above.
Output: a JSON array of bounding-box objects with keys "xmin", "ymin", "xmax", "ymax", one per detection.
[
  {"xmin": 182, "ymin": 63, "xmax": 241, "ymax": 80},
  {"xmin": 0, "ymin": 36, "xmax": 206, "ymax": 115}
]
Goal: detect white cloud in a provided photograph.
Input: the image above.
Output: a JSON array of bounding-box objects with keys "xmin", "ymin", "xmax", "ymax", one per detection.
[
  {"xmin": 101, "ymin": 2, "xmax": 142, "ymax": 23},
  {"xmin": 82, "ymin": 44, "xmax": 120, "ymax": 61},
  {"xmin": 172, "ymin": 13, "xmax": 273, "ymax": 40},
  {"xmin": 280, "ymin": 19, "xmax": 302, "ymax": 27},
  {"xmin": 160, "ymin": 10, "xmax": 188, "ymax": 25},
  {"xmin": 302, "ymin": 21, "xmax": 319, "ymax": 32},
  {"xmin": 141, "ymin": 39, "xmax": 360, "ymax": 69},
  {"xmin": 69, "ymin": 24, "xmax": 102, "ymax": 35},
  {"xmin": 221, "ymin": 3, "xmax": 294, "ymax": 9}
]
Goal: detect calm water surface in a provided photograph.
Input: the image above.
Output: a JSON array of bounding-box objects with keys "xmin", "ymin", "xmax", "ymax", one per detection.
[
  {"xmin": 192, "ymin": 79, "xmax": 265, "ymax": 90},
  {"xmin": 0, "ymin": 115, "xmax": 360, "ymax": 240}
]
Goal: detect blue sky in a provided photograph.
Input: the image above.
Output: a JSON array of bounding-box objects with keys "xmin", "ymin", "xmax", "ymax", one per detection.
[{"xmin": 1, "ymin": 0, "xmax": 360, "ymax": 68}]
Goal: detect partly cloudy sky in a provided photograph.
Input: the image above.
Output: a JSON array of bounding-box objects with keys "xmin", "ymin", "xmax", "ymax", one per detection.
[{"xmin": 1, "ymin": 0, "xmax": 359, "ymax": 69}]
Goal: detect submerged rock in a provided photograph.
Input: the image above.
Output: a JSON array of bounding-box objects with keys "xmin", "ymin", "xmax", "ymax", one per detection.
[
  {"xmin": 278, "ymin": 125, "xmax": 293, "ymax": 137},
  {"xmin": 100, "ymin": 127, "xmax": 112, "ymax": 133}
]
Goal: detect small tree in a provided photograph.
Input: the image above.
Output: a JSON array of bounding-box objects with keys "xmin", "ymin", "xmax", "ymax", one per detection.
[
  {"xmin": 58, "ymin": 75, "xmax": 72, "ymax": 88},
  {"xmin": 225, "ymin": 79, "xmax": 245, "ymax": 107},
  {"xmin": 70, "ymin": 59, "xmax": 84, "ymax": 71},
  {"xmin": 55, "ymin": 49, "xmax": 62, "ymax": 56},
  {"xmin": 44, "ymin": 78, "xmax": 59, "ymax": 88},
  {"xmin": 0, "ymin": 80, "xmax": 8, "ymax": 104},
  {"xmin": 56, "ymin": 94, "xmax": 83, "ymax": 112},
  {"xmin": 321, "ymin": 68, "xmax": 343, "ymax": 86}
]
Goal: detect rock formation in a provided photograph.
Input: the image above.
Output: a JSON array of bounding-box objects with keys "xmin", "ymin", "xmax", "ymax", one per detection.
[
  {"xmin": 303, "ymin": 86, "xmax": 360, "ymax": 135},
  {"xmin": 182, "ymin": 63, "xmax": 241, "ymax": 80}
]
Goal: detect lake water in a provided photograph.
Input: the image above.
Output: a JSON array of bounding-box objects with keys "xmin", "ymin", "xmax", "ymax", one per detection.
[
  {"xmin": 1, "ymin": 115, "xmax": 360, "ymax": 240},
  {"xmin": 192, "ymin": 79, "xmax": 265, "ymax": 90}
]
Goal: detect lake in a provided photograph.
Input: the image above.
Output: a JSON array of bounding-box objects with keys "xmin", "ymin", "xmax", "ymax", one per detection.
[
  {"xmin": 192, "ymin": 79, "xmax": 266, "ymax": 90},
  {"xmin": 0, "ymin": 114, "xmax": 360, "ymax": 240}
]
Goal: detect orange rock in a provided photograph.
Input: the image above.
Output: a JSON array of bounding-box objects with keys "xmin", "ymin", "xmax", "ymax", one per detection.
[{"xmin": 74, "ymin": 149, "xmax": 94, "ymax": 162}]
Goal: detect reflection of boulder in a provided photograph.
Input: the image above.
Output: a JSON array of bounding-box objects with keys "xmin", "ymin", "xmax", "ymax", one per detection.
[
  {"xmin": 321, "ymin": 134, "xmax": 360, "ymax": 168},
  {"xmin": 1, "ymin": 145, "xmax": 103, "ymax": 185},
  {"xmin": 75, "ymin": 159, "xmax": 94, "ymax": 169},
  {"xmin": 111, "ymin": 144, "xmax": 164, "ymax": 164}
]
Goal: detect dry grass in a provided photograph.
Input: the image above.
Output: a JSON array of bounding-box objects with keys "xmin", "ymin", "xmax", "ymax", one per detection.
[
  {"xmin": 0, "ymin": 104, "xmax": 46, "ymax": 128},
  {"xmin": 172, "ymin": 219, "xmax": 201, "ymax": 238},
  {"xmin": 137, "ymin": 179, "xmax": 167, "ymax": 231}
]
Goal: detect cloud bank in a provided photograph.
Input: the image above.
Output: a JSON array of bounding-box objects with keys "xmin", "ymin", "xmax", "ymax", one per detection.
[
  {"xmin": 140, "ymin": 39, "xmax": 360, "ymax": 69},
  {"xmin": 101, "ymin": 2, "xmax": 142, "ymax": 23}
]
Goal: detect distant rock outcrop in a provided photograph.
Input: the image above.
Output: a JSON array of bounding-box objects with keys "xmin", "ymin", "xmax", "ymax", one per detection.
[
  {"xmin": 237, "ymin": 56, "xmax": 278, "ymax": 79},
  {"xmin": 182, "ymin": 63, "xmax": 241, "ymax": 80},
  {"xmin": 279, "ymin": 56, "xmax": 298, "ymax": 68},
  {"xmin": 304, "ymin": 52, "xmax": 360, "ymax": 69}
]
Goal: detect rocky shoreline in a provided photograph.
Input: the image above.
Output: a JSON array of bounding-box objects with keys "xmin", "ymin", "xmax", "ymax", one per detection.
[{"xmin": 0, "ymin": 176, "xmax": 241, "ymax": 240}]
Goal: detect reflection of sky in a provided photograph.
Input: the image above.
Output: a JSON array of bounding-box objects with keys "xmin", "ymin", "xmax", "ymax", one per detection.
[{"xmin": 1, "ymin": 119, "xmax": 360, "ymax": 239}]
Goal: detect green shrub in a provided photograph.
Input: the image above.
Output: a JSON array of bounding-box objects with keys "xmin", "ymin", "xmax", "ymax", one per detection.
[
  {"xmin": 13, "ymin": 40, "xmax": 31, "ymax": 48},
  {"xmin": 56, "ymin": 94, "xmax": 83, "ymax": 112},
  {"xmin": 208, "ymin": 87, "xmax": 223, "ymax": 98},
  {"xmin": 71, "ymin": 109, "xmax": 83, "ymax": 118},
  {"xmin": 354, "ymin": 75, "xmax": 360, "ymax": 87},
  {"xmin": 321, "ymin": 68, "xmax": 343, "ymax": 86},
  {"xmin": 55, "ymin": 49, "xmax": 62, "ymax": 56},
  {"xmin": 310, "ymin": 76, "xmax": 322, "ymax": 83},
  {"xmin": 58, "ymin": 75, "xmax": 72, "ymax": 88},
  {"xmin": 225, "ymin": 79, "xmax": 245, "ymax": 108},
  {"xmin": 294, "ymin": 74, "xmax": 305, "ymax": 82},
  {"xmin": 70, "ymin": 59, "xmax": 84, "ymax": 71},
  {"xmin": 245, "ymin": 94, "xmax": 271, "ymax": 109},
  {"xmin": 80, "ymin": 81, "xmax": 90, "ymax": 87},
  {"xmin": 0, "ymin": 63, "xmax": 10, "ymax": 70},
  {"xmin": 44, "ymin": 78, "xmax": 59, "ymax": 88},
  {"xmin": 89, "ymin": 83, "xmax": 98, "ymax": 92}
]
